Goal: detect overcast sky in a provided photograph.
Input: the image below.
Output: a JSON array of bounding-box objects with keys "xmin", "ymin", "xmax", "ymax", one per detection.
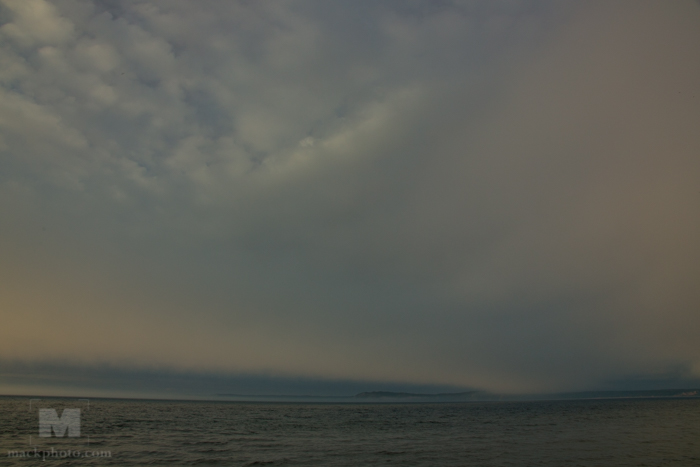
[{"xmin": 1, "ymin": 0, "xmax": 700, "ymax": 398}]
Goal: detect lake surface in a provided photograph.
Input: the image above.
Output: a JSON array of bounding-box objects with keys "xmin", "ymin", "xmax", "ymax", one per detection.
[{"xmin": 1, "ymin": 397, "xmax": 699, "ymax": 466}]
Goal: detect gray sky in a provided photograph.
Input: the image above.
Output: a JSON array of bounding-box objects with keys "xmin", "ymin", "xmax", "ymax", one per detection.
[{"xmin": 1, "ymin": 0, "xmax": 700, "ymax": 397}]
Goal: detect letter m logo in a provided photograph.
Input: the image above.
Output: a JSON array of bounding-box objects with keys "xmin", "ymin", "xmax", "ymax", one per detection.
[{"xmin": 39, "ymin": 409, "xmax": 81, "ymax": 437}]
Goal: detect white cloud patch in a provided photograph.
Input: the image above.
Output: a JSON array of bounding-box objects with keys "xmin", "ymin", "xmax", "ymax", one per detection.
[{"xmin": 1, "ymin": 0, "xmax": 74, "ymax": 47}]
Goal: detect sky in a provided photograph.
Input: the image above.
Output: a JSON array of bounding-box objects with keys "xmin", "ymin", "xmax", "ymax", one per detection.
[{"xmin": 1, "ymin": 0, "xmax": 700, "ymax": 398}]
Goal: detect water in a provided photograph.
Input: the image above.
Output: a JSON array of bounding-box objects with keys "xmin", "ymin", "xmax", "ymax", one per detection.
[{"xmin": 1, "ymin": 397, "xmax": 699, "ymax": 466}]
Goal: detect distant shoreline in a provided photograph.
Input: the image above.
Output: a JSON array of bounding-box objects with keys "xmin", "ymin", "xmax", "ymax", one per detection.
[{"xmin": 2, "ymin": 389, "xmax": 698, "ymax": 404}]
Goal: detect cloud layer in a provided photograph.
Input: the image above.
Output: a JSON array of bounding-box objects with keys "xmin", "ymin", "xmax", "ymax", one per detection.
[{"xmin": 1, "ymin": 0, "xmax": 699, "ymax": 394}]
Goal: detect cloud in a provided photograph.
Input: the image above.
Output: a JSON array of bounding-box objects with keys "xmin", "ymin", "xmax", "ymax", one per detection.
[{"xmin": 1, "ymin": 0, "xmax": 699, "ymax": 394}]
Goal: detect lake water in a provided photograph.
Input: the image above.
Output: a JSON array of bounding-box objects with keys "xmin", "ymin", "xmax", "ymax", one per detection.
[{"xmin": 1, "ymin": 397, "xmax": 699, "ymax": 466}]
